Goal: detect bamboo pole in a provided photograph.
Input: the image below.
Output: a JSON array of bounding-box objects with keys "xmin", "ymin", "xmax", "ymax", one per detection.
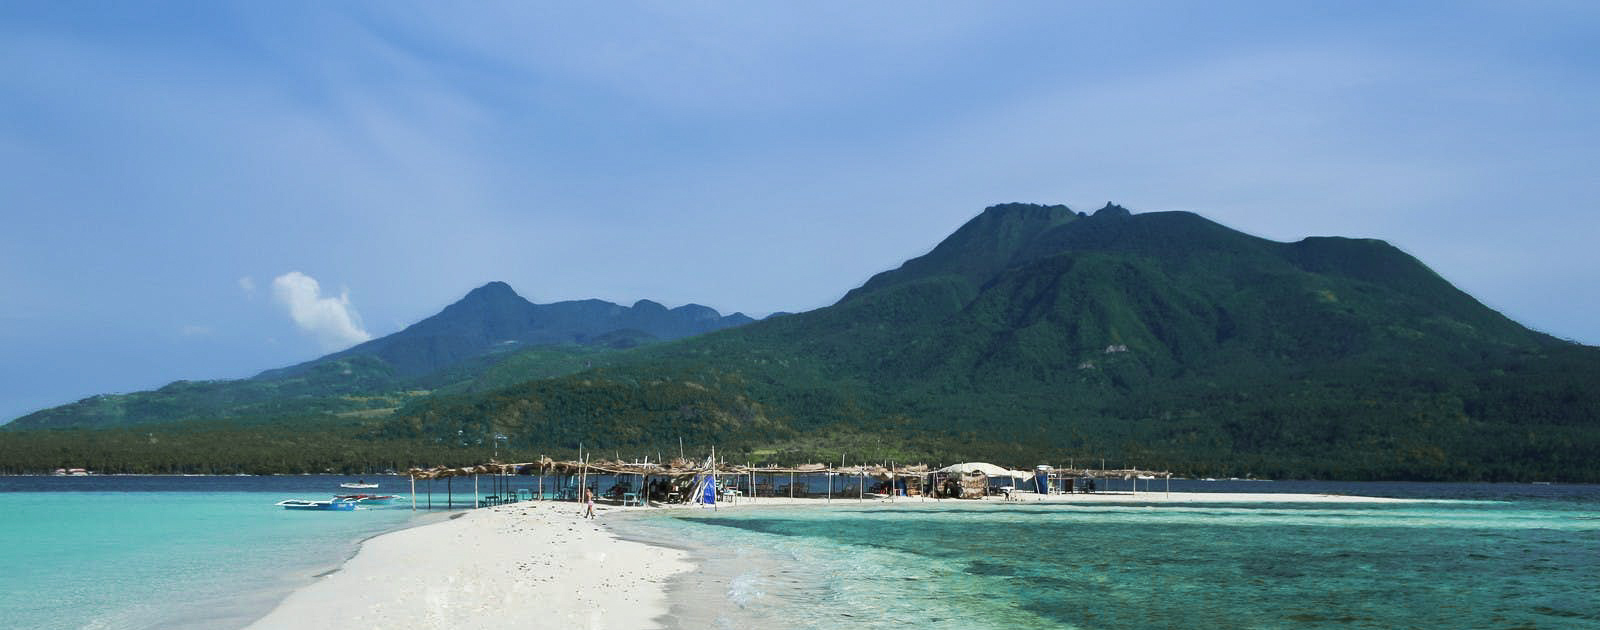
[
  {"xmin": 410, "ymin": 475, "xmax": 416, "ymax": 511},
  {"xmin": 474, "ymin": 473, "xmax": 479, "ymax": 508}
]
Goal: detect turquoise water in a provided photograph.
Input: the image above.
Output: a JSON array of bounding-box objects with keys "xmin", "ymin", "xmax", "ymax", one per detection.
[
  {"xmin": 6, "ymin": 478, "xmax": 1597, "ymax": 629},
  {"xmin": 0, "ymin": 476, "xmax": 442, "ymax": 630},
  {"xmin": 620, "ymin": 484, "xmax": 1600, "ymax": 629}
]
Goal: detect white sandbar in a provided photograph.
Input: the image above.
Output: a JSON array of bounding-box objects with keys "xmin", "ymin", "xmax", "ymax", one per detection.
[
  {"xmin": 246, "ymin": 490, "xmax": 1416, "ymax": 629},
  {"xmin": 246, "ymin": 502, "xmax": 690, "ymax": 630}
]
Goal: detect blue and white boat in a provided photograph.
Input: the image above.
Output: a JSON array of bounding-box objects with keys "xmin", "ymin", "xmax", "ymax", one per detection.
[
  {"xmin": 276, "ymin": 498, "xmax": 358, "ymax": 511},
  {"xmin": 334, "ymin": 494, "xmax": 399, "ymax": 505}
]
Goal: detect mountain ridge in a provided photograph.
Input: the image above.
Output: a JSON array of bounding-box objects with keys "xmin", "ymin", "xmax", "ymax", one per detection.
[
  {"xmin": 6, "ymin": 201, "xmax": 1597, "ymax": 481},
  {"xmin": 257, "ymin": 282, "xmax": 752, "ymax": 380},
  {"xmin": 385, "ymin": 202, "xmax": 1598, "ymax": 480},
  {"xmin": 7, "ymin": 284, "xmax": 755, "ymax": 429}
]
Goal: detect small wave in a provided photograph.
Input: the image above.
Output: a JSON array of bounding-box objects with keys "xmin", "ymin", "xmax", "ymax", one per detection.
[{"xmin": 727, "ymin": 571, "xmax": 768, "ymax": 608}]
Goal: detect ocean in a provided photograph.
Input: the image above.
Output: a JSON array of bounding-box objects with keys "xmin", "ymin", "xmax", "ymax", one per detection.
[
  {"xmin": 3, "ymin": 478, "xmax": 1595, "ymax": 629},
  {"xmin": 615, "ymin": 481, "xmax": 1600, "ymax": 630},
  {"xmin": 0, "ymin": 475, "xmax": 460, "ymax": 630}
]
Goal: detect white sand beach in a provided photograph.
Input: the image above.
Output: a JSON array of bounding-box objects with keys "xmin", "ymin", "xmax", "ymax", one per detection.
[
  {"xmin": 246, "ymin": 490, "xmax": 1417, "ymax": 630},
  {"xmin": 245, "ymin": 502, "xmax": 691, "ymax": 630}
]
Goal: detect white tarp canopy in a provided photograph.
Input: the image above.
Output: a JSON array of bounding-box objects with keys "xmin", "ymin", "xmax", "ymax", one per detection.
[{"xmin": 937, "ymin": 462, "xmax": 1033, "ymax": 479}]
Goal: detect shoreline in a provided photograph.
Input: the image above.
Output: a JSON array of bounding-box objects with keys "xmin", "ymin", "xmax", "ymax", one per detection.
[
  {"xmin": 242, "ymin": 490, "xmax": 1424, "ymax": 629},
  {"xmin": 243, "ymin": 501, "xmax": 692, "ymax": 630}
]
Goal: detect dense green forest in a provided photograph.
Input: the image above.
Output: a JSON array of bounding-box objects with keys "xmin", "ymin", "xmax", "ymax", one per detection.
[{"xmin": 5, "ymin": 203, "xmax": 1598, "ymax": 481}]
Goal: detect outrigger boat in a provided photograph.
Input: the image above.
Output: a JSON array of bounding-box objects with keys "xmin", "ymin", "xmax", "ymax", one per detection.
[
  {"xmin": 276, "ymin": 498, "xmax": 358, "ymax": 511},
  {"xmin": 334, "ymin": 494, "xmax": 399, "ymax": 505}
]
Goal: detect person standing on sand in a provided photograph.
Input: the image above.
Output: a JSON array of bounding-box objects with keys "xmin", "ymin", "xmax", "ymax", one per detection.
[{"xmin": 583, "ymin": 487, "xmax": 596, "ymax": 519}]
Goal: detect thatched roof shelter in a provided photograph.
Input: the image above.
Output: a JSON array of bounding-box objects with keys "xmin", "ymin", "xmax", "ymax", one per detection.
[
  {"xmin": 404, "ymin": 458, "xmax": 866, "ymax": 481},
  {"xmin": 405, "ymin": 459, "xmax": 1165, "ymax": 483},
  {"xmin": 938, "ymin": 462, "xmax": 1028, "ymax": 478}
]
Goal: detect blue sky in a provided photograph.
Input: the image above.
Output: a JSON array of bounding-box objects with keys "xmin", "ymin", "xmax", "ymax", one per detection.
[{"xmin": 3, "ymin": 2, "xmax": 1597, "ymax": 422}]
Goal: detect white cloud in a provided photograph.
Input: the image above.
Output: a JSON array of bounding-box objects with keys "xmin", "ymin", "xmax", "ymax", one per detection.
[
  {"xmin": 271, "ymin": 271, "xmax": 372, "ymax": 350},
  {"xmin": 180, "ymin": 324, "xmax": 214, "ymax": 337},
  {"xmin": 238, "ymin": 276, "xmax": 256, "ymax": 297}
]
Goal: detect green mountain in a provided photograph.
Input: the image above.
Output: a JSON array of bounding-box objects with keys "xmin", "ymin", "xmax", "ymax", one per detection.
[
  {"xmin": 387, "ymin": 203, "xmax": 1599, "ymax": 480},
  {"xmin": 5, "ymin": 285, "xmax": 753, "ymax": 430},
  {"xmin": 261, "ymin": 281, "xmax": 752, "ymax": 380},
  {"xmin": 6, "ymin": 202, "xmax": 1597, "ymax": 481}
]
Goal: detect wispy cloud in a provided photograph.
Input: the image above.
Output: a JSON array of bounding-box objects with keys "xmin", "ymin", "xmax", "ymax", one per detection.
[
  {"xmin": 271, "ymin": 271, "xmax": 372, "ymax": 351},
  {"xmin": 238, "ymin": 276, "xmax": 256, "ymax": 297}
]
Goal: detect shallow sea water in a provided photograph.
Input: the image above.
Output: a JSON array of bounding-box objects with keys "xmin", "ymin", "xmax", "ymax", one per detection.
[
  {"xmin": 0, "ymin": 476, "xmax": 438, "ymax": 630},
  {"xmin": 617, "ymin": 482, "xmax": 1600, "ymax": 630}
]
